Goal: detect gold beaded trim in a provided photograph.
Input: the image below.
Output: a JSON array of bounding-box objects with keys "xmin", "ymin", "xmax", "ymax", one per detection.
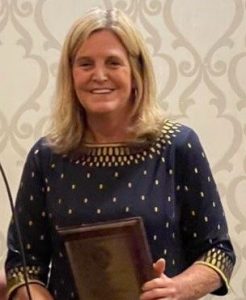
[
  {"xmin": 195, "ymin": 248, "xmax": 234, "ymax": 290},
  {"xmin": 72, "ymin": 120, "xmax": 181, "ymax": 167},
  {"xmin": 6, "ymin": 266, "xmax": 45, "ymax": 299}
]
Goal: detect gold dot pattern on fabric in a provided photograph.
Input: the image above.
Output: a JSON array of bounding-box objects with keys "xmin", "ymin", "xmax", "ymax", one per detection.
[
  {"xmin": 6, "ymin": 120, "xmax": 234, "ymax": 298},
  {"xmin": 154, "ymin": 207, "xmax": 159, "ymax": 213}
]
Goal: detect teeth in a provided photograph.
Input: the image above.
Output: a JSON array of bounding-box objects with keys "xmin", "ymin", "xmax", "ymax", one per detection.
[{"xmin": 91, "ymin": 89, "xmax": 112, "ymax": 94}]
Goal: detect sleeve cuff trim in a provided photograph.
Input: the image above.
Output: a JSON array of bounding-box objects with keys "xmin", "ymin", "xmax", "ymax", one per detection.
[{"xmin": 194, "ymin": 261, "xmax": 230, "ymax": 292}]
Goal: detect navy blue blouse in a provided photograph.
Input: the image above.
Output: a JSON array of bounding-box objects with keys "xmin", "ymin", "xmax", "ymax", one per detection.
[{"xmin": 5, "ymin": 121, "xmax": 235, "ymax": 299}]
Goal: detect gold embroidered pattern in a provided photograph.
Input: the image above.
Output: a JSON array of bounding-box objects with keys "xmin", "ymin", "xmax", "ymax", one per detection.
[
  {"xmin": 197, "ymin": 248, "xmax": 234, "ymax": 282},
  {"xmin": 7, "ymin": 266, "xmax": 45, "ymax": 298},
  {"xmin": 72, "ymin": 120, "xmax": 181, "ymax": 167}
]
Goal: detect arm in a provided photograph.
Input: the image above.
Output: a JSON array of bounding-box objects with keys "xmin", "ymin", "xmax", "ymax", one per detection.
[
  {"xmin": 141, "ymin": 258, "xmax": 222, "ymax": 300},
  {"xmin": 5, "ymin": 139, "xmax": 52, "ymax": 299},
  {"xmin": 141, "ymin": 127, "xmax": 236, "ymax": 300},
  {"xmin": 176, "ymin": 127, "xmax": 235, "ymax": 294},
  {"xmin": 12, "ymin": 284, "xmax": 54, "ymax": 300}
]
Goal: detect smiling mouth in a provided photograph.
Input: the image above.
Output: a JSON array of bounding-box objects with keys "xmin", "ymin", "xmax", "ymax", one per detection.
[{"xmin": 90, "ymin": 88, "xmax": 114, "ymax": 94}]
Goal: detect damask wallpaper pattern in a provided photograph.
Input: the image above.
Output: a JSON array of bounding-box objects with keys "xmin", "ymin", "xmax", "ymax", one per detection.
[{"xmin": 0, "ymin": 0, "xmax": 245, "ymax": 299}]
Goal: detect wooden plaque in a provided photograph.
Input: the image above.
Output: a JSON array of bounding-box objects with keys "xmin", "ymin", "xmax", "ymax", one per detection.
[{"xmin": 58, "ymin": 217, "xmax": 154, "ymax": 300}]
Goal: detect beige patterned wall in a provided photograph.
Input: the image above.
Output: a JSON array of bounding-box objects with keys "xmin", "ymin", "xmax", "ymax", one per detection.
[{"xmin": 0, "ymin": 0, "xmax": 245, "ymax": 298}]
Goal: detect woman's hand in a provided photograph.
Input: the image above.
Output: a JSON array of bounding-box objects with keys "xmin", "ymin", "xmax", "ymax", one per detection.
[
  {"xmin": 140, "ymin": 258, "xmax": 183, "ymax": 300},
  {"xmin": 140, "ymin": 258, "xmax": 222, "ymax": 300},
  {"xmin": 12, "ymin": 284, "xmax": 54, "ymax": 300}
]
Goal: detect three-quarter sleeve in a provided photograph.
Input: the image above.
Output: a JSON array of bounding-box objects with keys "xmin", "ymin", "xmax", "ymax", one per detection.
[
  {"xmin": 175, "ymin": 127, "xmax": 236, "ymax": 295},
  {"xmin": 5, "ymin": 140, "xmax": 51, "ymax": 299}
]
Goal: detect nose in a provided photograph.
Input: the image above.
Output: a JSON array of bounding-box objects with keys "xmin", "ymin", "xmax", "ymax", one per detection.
[{"xmin": 92, "ymin": 64, "xmax": 108, "ymax": 82}]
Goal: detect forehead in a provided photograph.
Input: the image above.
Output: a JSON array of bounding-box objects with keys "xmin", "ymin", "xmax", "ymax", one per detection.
[{"xmin": 75, "ymin": 29, "xmax": 129, "ymax": 57}]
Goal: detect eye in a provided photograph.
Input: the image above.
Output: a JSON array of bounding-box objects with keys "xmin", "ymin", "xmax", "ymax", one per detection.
[
  {"xmin": 107, "ymin": 60, "xmax": 121, "ymax": 68},
  {"xmin": 74, "ymin": 58, "xmax": 94, "ymax": 69},
  {"xmin": 79, "ymin": 62, "xmax": 93, "ymax": 68},
  {"xmin": 109, "ymin": 60, "xmax": 120, "ymax": 65}
]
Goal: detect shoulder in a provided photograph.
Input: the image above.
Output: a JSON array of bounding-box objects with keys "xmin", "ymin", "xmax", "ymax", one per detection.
[
  {"xmin": 159, "ymin": 120, "xmax": 207, "ymax": 164},
  {"xmin": 161, "ymin": 120, "xmax": 201, "ymax": 149},
  {"xmin": 28, "ymin": 137, "xmax": 52, "ymax": 156},
  {"xmin": 25, "ymin": 137, "xmax": 56, "ymax": 167}
]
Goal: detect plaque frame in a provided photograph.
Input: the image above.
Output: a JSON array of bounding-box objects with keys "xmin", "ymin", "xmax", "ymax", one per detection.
[{"xmin": 58, "ymin": 217, "xmax": 154, "ymax": 300}]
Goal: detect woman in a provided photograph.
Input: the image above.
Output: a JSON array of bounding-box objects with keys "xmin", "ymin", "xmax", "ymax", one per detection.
[{"xmin": 5, "ymin": 8, "xmax": 235, "ymax": 300}]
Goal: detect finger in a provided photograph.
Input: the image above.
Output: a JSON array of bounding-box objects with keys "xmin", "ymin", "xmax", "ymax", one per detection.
[
  {"xmin": 153, "ymin": 258, "xmax": 166, "ymax": 276},
  {"xmin": 142, "ymin": 275, "xmax": 169, "ymax": 291},
  {"xmin": 140, "ymin": 287, "xmax": 169, "ymax": 300}
]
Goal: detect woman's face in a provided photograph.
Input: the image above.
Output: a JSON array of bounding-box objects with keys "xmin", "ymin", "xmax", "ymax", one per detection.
[{"xmin": 72, "ymin": 30, "xmax": 133, "ymax": 120}]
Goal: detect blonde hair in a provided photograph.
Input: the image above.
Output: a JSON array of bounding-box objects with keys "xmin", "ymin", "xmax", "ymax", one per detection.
[{"xmin": 47, "ymin": 7, "xmax": 164, "ymax": 154}]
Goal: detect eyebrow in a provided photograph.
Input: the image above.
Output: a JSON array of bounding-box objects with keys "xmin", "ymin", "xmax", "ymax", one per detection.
[{"xmin": 74, "ymin": 55, "xmax": 124, "ymax": 64}]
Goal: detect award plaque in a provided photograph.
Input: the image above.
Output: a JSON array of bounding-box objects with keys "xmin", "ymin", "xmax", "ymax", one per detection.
[{"xmin": 58, "ymin": 217, "xmax": 154, "ymax": 300}]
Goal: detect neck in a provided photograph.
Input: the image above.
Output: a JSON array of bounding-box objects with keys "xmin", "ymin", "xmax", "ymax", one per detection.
[{"xmin": 85, "ymin": 114, "xmax": 133, "ymax": 144}]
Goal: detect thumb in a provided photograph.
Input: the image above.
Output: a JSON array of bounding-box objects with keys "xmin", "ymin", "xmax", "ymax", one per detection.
[{"xmin": 153, "ymin": 258, "xmax": 166, "ymax": 276}]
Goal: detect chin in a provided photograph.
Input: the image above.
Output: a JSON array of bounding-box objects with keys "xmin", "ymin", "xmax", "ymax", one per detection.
[{"xmin": 87, "ymin": 105, "xmax": 119, "ymax": 115}]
